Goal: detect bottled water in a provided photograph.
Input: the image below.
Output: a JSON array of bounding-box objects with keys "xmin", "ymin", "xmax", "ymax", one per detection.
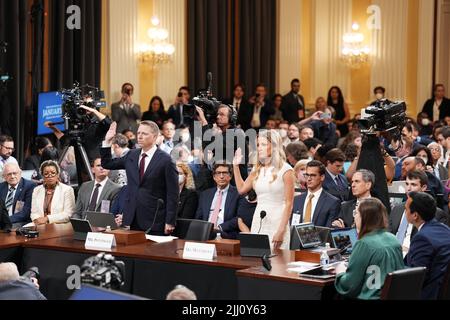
[{"xmin": 320, "ymin": 250, "xmax": 329, "ymax": 266}]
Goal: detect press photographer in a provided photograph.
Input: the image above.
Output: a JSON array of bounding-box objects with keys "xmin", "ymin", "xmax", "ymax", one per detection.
[
  {"xmin": 0, "ymin": 263, "xmax": 46, "ymax": 300},
  {"xmin": 80, "ymin": 253, "xmax": 125, "ymax": 290},
  {"xmin": 45, "ymin": 83, "xmax": 112, "ymax": 181},
  {"xmin": 193, "ymin": 82, "xmax": 249, "ymax": 179}
]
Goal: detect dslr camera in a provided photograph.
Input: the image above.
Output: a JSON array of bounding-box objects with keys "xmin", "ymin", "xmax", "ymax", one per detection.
[
  {"xmin": 358, "ymin": 100, "xmax": 407, "ymax": 135},
  {"xmin": 80, "ymin": 252, "xmax": 125, "ymax": 290}
]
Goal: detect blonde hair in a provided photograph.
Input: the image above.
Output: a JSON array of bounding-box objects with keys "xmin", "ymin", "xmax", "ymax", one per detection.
[
  {"xmin": 294, "ymin": 159, "xmax": 310, "ymax": 174},
  {"xmin": 177, "ymin": 163, "xmax": 196, "ymax": 190},
  {"xmin": 253, "ymin": 130, "xmax": 287, "ymax": 184}
]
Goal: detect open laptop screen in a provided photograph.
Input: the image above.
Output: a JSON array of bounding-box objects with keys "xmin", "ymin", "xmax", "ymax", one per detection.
[{"xmin": 330, "ymin": 228, "xmax": 358, "ymax": 254}]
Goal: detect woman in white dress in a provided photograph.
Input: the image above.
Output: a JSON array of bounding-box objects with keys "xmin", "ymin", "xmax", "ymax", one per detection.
[{"xmin": 233, "ymin": 130, "xmax": 295, "ymax": 249}]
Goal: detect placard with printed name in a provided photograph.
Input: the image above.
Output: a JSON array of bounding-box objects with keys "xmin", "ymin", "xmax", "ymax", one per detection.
[{"xmin": 182, "ymin": 242, "xmax": 217, "ymax": 261}]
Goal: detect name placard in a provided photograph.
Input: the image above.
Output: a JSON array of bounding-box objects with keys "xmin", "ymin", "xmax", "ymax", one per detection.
[
  {"xmin": 183, "ymin": 242, "xmax": 217, "ymax": 261},
  {"xmin": 85, "ymin": 232, "xmax": 117, "ymax": 250}
]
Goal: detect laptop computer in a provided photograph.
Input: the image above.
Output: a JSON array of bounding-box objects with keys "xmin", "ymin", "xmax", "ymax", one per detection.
[
  {"xmin": 238, "ymin": 233, "xmax": 273, "ymax": 258},
  {"xmin": 388, "ymin": 181, "xmax": 407, "ymax": 194},
  {"xmin": 70, "ymin": 218, "xmax": 93, "ymax": 241},
  {"xmin": 330, "ymin": 228, "xmax": 358, "ymax": 254},
  {"xmin": 85, "ymin": 212, "xmax": 118, "ymax": 230},
  {"xmin": 69, "ymin": 284, "xmax": 147, "ymax": 300},
  {"xmin": 292, "ymin": 223, "xmax": 323, "ymax": 249}
]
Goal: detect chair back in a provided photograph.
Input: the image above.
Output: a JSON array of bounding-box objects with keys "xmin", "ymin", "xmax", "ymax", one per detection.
[
  {"xmin": 438, "ymin": 263, "xmax": 450, "ymax": 300},
  {"xmin": 380, "ymin": 267, "xmax": 427, "ymax": 300},
  {"xmin": 173, "ymin": 219, "xmax": 213, "ymax": 241}
]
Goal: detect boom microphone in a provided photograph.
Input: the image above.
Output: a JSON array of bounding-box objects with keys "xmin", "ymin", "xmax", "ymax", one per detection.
[{"xmin": 258, "ymin": 211, "xmax": 267, "ymax": 234}]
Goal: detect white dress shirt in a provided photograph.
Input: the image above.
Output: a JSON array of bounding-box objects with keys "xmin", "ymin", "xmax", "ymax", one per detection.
[
  {"xmin": 139, "ymin": 145, "xmax": 158, "ymax": 173},
  {"xmin": 433, "ymin": 99, "xmax": 442, "ymax": 122},
  {"xmin": 159, "ymin": 139, "xmax": 174, "ymax": 155},
  {"xmin": 303, "ymin": 188, "xmax": 323, "ymax": 223},
  {"xmin": 209, "ymin": 185, "xmax": 230, "ymax": 225},
  {"xmin": 89, "ymin": 178, "xmax": 109, "ymax": 207}
]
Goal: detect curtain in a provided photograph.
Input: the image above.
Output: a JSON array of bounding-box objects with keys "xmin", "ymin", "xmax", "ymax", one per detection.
[
  {"xmin": 0, "ymin": 0, "xmax": 101, "ymax": 163},
  {"xmin": 188, "ymin": 0, "xmax": 276, "ymax": 100}
]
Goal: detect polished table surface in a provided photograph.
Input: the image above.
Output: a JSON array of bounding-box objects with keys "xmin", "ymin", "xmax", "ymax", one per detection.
[{"xmin": 1, "ymin": 224, "xmax": 335, "ymax": 299}]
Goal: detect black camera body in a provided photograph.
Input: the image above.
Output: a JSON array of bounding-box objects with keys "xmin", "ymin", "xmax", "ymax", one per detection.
[
  {"xmin": 80, "ymin": 252, "xmax": 125, "ymax": 290},
  {"xmin": 358, "ymin": 100, "xmax": 407, "ymax": 135},
  {"xmin": 16, "ymin": 227, "xmax": 39, "ymax": 238},
  {"xmin": 183, "ymin": 90, "xmax": 222, "ymax": 124},
  {"xmin": 59, "ymin": 82, "xmax": 106, "ymax": 133}
]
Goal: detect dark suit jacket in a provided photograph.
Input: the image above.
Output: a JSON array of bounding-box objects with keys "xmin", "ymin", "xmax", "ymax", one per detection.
[
  {"xmin": 0, "ymin": 199, "xmax": 11, "ymax": 230},
  {"xmin": 73, "ymin": 179, "xmax": 121, "ymax": 219},
  {"xmin": 237, "ymin": 199, "xmax": 257, "ymax": 230},
  {"xmin": 0, "ymin": 178, "xmax": 36, "ymax": 224},
  {"xmin": 177, "ymin": 188, "xmax": 198, "ymax": 220},
  {"xmin": 22, "ymin": 154, "xmax": 40, "ymax": 172},
  {"xmin": 281, "ymin": 91, "xmax": 305, "ymax": 123},
  {"xmin": 323, "ymin": 171, "xmax": 349, "ymax": 201},
  {"xmin": 239, "ymin": 99, "xmax": 275, "ymax": 130},
  {"xmin": 422, "ymin": 97, "xmax": 450, "ymax": 121},
  {"xmin": 407, "ymin": 219, "xmax": 450, "ymax": 299},
  {"xmin": 336, "ymin": 200, "xmax": 357, "ymax": 228},
  {"xmin": 100, "ymin": 147, "xmax": 179, "ymax": 235},
  {"xmin": 311, "ymin": 120, "xmax": 338, "ymax": 147},
  {"xmin": 111, "ymin": 185, "xmax": 128, "ymax": 216},
  {"xmin": 222, "ymin": 98, "xmax": 252, "ymax": 131},
  {"xmin": 111, "ymin": 102, "xmax": 142, "ymax": 134},
  {"xmin": 292, "ymin": 190, "xmax": 341, "ymax": 227},
  {"xmin": 195, "ymin": 185, "xmax": 241, "ymax": 239}
]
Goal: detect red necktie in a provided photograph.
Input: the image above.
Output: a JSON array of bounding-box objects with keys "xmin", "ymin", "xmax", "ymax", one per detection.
[{"xmin": 139, "ymin": 154, "xmax": 148, "ymax": 181}]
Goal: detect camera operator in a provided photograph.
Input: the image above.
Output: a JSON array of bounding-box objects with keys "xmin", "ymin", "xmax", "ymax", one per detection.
[
  {"xmin": 111, "ymin": 83, "xmax": 142, "ymax": 135},
  {"xmin": 196, "ymin": 104, "xmax": 249, "ymax": 180},
  {"xmin": 0, "ymin": 263, "xmax": 46, "ymax": 300},
  {"xmin": 46, "ymin": 104, "xmax": 112, "ymax": 161}
]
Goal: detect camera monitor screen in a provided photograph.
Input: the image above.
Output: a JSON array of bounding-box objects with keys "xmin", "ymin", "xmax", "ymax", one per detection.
[
  {"xmin": 296, "ymin": 223, "xmax": 322, "ymax": 249},
  {"xmin": 37, "ymin": 91, "xmax": 65, "ymax": 136},
  {"xmin": 330, "ymin": 228, "xmax": 358, "ymax": 254}
]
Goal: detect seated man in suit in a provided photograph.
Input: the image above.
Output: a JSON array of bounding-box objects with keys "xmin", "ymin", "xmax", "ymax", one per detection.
[
  {"xmin": 73, "ymin": 158, "xmax": 121, "ymax": 219},
  {"xmin": 292, "ymin": 160, "xmax": 341, "ymax": 227},
  {"xmin": 0, "ymin": 199, "xmax": 12, "ymax": 230},
  {"xmin": 195, "ymin": 164, "xmax": 241, "ymax": 239},
  {"xmin": 401, "ymin": 156, "xmax": 444, "ymax": 198},
  {"xmin": 323, "ymin": 148, "xmax": 349, "ymax": 201},
  {"xmin": 332, "ymin": 169, "xmax": 374, "ymax": 228},
  {"xmin": 389, "ymin": 170, "xmax": 449, "ymax": 257},
  {"xmin": 0, "ymin": 163, "xmax": 36, "ymax": 228},
  {"xmin": 405, "ymin": 192, "xmax": 450, "ymax": 300}
]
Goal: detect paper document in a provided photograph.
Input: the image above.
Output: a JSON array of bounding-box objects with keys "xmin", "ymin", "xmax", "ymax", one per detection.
[{"xmin": 145, "ymin": 235, "xmax": 178, "ymax": 243}]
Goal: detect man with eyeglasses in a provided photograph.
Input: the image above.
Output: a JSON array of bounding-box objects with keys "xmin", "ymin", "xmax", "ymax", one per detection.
[
  {"xmin": 292, "ymin": 160, "xmax": 340, "ymax": 227},
  {"xmin": 0, "ymin": 163, "xmax": 36, "ymax": 228},
  {"xmin": 195, "ymin": 164, "xmax": 242, "ymax": 239},
  {"xmin": 0, "ymin": 135, "xmax": 18, "ymax": 183}
]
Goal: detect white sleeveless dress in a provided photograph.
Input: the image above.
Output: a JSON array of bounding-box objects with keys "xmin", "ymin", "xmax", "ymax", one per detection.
[{"xmin": 251, "ymin": 163, "xmax": 293, "ymax": 249}]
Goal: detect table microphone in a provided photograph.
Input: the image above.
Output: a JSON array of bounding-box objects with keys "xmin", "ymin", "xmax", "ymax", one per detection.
[
  {"xmin": 146, "ymin": 199, "xmax": 165, "ymax": 235},
  {"xmin": 258, "ymin": 211, "xmax": 267, "ymax": 234}
]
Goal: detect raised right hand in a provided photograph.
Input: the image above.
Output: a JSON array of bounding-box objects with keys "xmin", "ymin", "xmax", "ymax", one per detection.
[
  {"xmin": 233, "ymin": 148, "xmax": 243, "ymax": 166},
  {"xmin": 105, "ymin": 122, "xmax": 117, "ymax": 145}
]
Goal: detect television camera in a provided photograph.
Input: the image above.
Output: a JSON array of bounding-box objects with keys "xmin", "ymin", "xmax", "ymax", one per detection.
[
  {"xmin": 358, "ymin": 100, "xmax": 407, "ymax": 138},
  {"xmin": 80, "ymin": 252, "xmax": 125, "ymax": 290}
]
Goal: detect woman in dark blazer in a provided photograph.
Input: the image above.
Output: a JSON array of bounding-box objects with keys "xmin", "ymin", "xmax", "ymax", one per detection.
[
  {"xmin": 142, "ymin": 96, "xmax": 167, "ymax": 129},
  {"xmin": 176, "ymin": 163, "xmax": 198, "ymax": 219}
]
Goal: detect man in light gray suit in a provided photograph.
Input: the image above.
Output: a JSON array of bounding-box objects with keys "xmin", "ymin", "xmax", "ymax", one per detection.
[
  {"xmin": 73, "ymin": 158, "xmax": 121, "ymax": 219},
  {"xmin": 111, "ymin": 83, "xmax": 142, "ymax": 135}
]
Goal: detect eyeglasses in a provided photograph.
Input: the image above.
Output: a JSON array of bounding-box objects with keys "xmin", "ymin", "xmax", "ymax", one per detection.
[
  {"xmin": 214, "ymin": 171, "xmax": 231, "ymax": 177},
  {"xmin": 0, "ymin": 145, "xmax": 15, "ymax": 152},
  {"xmin": 429, "ymin": 147, "xmax": 440, "ymax": 152},
  {"xmin": 4, "ymin": 172, "xmax": 20, "ymax": 177},
  {"xmin": 43, "ymin": 172, "xmax": 58, "ymax": 178},
  {"xmin": 303, "ymin": 173, "xmax": 319, "ymax": 179}
]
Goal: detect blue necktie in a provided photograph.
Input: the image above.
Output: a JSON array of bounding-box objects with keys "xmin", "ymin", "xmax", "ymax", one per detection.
[
  {"xmin": 5, "ymin": 187, "xmax": 15, "ymax": 214},
  {"xmin": 396, "ymin": 212, "xmax": 408, "ymax": 245},
  {"xmin": 335, "ymin": 175, "xmax": 345, "ymax": 189}
]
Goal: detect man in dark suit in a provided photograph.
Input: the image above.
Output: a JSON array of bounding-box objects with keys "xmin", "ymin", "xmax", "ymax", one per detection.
[
  {"xmin": 421, "ymin": 84, "xmax": 450, "ymax": 122},
  {"xmin": 0, "ymin": 199, "xmax": 11, "ymax": 230},
  {"xmin": 332, "ymin": 169, "xmax": 374, "ymax": 228},
  {"xmin": 111, "ymin": 83, "xmax": 142, "ymax": 135},
  {"xmin": 73, "ymin": 158, "xmax": 121, "ymax": 219},
  {"xmin": 292, "ymin": 161, "xmax": 340, "ymax": 227},
  {"xmin": 281, "ymin": 79, "xmax": 305, "ymax": 123},
  {"xmin": 101, "ymin": 121, "xmax": 179, "ymax": 235},
  {"xmin": 405, "ymin": 192, "xmax": 450, "ymax": 300},
  {"xmin": 223, "ymin": 84, "xmax": 252, "ymax": 131},
  {"xmin": 389, "ymin": 171, "xmax": 448, "ymax": 256},
  {"xmin": 323, "ymin": 148, "xmax": 349, "ymax": 201},
  {"xmin": 195, "ymin": 164, "xmax": 242, "ymax": 239},
  {"xmin": 310, "ymin": 107, "xmax": 338, "ymax": 148},
  {"xmin": 0, "ymin": 163, "xmax": 36, "ymax": 227},
  {"xmin": 167, "ymin": 86, "xmax": 191, "ymax": 128},
  {"xmin": 240, "ymin": 84, "xmax": 275, "ymax": 131}
]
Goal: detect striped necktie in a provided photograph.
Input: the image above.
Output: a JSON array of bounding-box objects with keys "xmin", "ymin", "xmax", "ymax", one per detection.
[{"xmin": 5, "ymin": 187, "xmax": 15, "ymax": 214}]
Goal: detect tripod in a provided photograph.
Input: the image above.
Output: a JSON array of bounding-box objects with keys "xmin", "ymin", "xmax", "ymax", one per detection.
[{"xmin": 58, "ymin": 132, "xmax": 94, "ymax": 186}]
